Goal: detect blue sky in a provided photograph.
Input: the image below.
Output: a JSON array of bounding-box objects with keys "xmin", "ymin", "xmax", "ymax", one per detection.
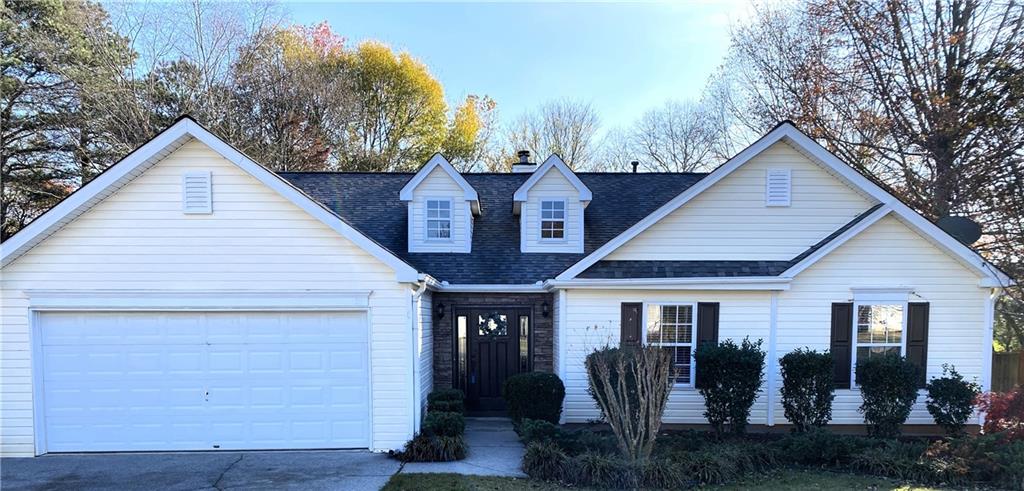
[{"xmin": 287, "ymin": 1, "xmax": 758, "ymax": 131}]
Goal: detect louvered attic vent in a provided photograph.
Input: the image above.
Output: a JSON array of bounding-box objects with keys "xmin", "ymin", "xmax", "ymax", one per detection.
[
  {"xmin": 765, "ymin": 168, "xmax": 791, "ymax": 207},
  {"xmin": 182, "ymin": 171, "xmax": 212, "ymax": 214}
]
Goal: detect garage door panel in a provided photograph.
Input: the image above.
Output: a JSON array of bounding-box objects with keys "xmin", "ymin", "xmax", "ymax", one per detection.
[{"xmin": 38, "ymin": 311, "xmax": 371, "ymax": 452}]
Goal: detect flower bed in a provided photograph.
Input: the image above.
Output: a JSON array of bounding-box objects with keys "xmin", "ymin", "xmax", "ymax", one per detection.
[{"xmin": 517, "ymin": 423, "xmax": 1024, "ymax": 489}]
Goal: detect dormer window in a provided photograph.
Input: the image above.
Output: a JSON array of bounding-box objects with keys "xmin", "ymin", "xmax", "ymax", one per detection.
[
  {"xmin": 541, "ymin": 200, "xmax": 566, "ymax": 240},
  {"xmin": 426, "ymin": 199, "xmax": 452, "ymax": 240}
]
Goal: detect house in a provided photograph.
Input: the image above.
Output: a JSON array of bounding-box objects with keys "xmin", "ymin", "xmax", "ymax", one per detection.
[{"xmin": 0, "ymin": 117, "xmax": 1012, "ymax": 457}]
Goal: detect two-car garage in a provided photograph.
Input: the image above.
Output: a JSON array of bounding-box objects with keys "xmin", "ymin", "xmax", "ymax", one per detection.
[{"xmin": 35, "ymin": 310, "xmax": 371, "ymax": 453}]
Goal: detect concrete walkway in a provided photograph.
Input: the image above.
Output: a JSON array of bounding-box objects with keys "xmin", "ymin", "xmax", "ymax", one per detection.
[{"xmin": 400, "ymin": 417, "xmax": 526, "ymax": 477}]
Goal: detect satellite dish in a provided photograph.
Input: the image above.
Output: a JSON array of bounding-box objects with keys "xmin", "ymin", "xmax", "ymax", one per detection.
[{"xmin": 937, "ymin": 216, "xmax": 982, "ymax": 245}]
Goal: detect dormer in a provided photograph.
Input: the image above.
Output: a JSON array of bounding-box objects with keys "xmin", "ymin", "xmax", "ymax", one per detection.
[
  {"xmin": 513, "ymin": 154, "xmax": 592, "ymax": 253},
  {"xmin": 400, "ymin": 154, "xmax": 479, "ymax": 253}
]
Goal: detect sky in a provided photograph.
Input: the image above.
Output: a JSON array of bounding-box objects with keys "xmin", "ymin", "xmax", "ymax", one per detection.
[{"xmin": 286, "ymin": 1, "xmax": 761, "ymax": 132}]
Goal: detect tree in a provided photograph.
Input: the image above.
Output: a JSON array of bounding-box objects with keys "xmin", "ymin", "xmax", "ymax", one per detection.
[
  {"xmin": 506, "ymin": 99, "xmax": 600, "ymax": 170},
  {"xmin": 226, "ymin": 23, "xmax": 356, "ymax": 171},
  {"xmin": 717, "ymin": 0, "xmax": 1024, "ymax": 322},
  {"xmin": 346, "ymin": 41, "xmax": 449, "ymax": 171},
  {"xmin": 1, "ymin": 0, "xmax": 135, "ymax": 240},
  {"xmin": 443, "ymin": 94, "xmax": 498, "ymax": 171},
  {"xmin": 604, "ymin": 100, "xmax": 731, "ymax": 172}
]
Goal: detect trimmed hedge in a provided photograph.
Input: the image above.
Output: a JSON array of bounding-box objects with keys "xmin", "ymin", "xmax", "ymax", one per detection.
[
  {"xmin": 393, "ymin": 389, "xmax": 467, "ymax": 462},
  {"xmin": 856, "ymin": 353, "xmax": 922, "ymax": 437},
  {"xmin": 423, "ymin": 411, "xmax": 464, "ymax": 437},
  {"xmin": 779, "ymin": 348, "xmax": 834, "ymax": 432},
  {"xmin": 694, "ymin": 338, "xmax": 766, "ymax": 436},
  {"xmin": 503, "ymin": 372, "xmax": 565, "ymax": 424},
  {"xmin": 427, "ymin": 388, "xmax": 465, "ymax": 414},
  {"xmin": 925, "ymin": 365, "xmax": 980, "ymax": 435}
]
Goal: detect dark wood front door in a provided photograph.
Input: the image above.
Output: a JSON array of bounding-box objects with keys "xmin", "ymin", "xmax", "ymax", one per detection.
[{"xmin": 461, "ymin": 307, "xmax": 530, "ymax": 413}]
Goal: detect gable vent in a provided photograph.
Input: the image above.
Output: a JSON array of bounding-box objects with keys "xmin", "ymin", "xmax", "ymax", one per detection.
[
  {"xmin": 182, "ymin": 171, "xmax": 212, "ymax": 214},
  {"xmin": 765, "ymin": 168, "xmax": 791, "ymax": 207}
]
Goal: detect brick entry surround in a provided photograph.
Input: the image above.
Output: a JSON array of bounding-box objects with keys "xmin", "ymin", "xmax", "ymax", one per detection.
[{"xmin": 432, "ymin": 292, "xmax": 554, "ymax": 390}]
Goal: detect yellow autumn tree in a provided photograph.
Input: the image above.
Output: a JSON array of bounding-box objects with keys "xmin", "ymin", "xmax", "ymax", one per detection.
[{"xmin": 347, "ymin": 41, "xmax": 449, "ymax": 171}]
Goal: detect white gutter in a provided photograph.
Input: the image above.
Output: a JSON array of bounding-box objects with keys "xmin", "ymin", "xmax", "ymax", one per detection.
[
  {"xmin": 410, "ymin": 281, "xmax": 428, "ymax": 434},
  {"xmin": 544, "ymin": 277, "xmax": 791, "ymax": 291}
]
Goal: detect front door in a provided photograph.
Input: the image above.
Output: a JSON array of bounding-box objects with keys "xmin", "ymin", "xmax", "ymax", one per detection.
[{"xmin": 462, "ymin": 307, "xmax": 530, "ymax": 413}]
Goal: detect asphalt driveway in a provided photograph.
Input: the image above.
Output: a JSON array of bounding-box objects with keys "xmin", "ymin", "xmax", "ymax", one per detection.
[{"xmin": 0, "ymin": 450, "xmax": 401, "ymax": 491}]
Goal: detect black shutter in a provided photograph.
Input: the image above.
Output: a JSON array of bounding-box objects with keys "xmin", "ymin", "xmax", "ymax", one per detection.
[
  {"xmin": 830, "ymin": 303, "xmax": 854, "ymax": 389},
  {"xmin": 696, "ymin": 302, "xmax": 720, "ymax": 347},
  {"xmin": 907, "ymin": 302, "xmax": 930, "ymax": 388},
  {"xmin": 620, "ymin": 303, "xmax": 642, "ymax": 347}
]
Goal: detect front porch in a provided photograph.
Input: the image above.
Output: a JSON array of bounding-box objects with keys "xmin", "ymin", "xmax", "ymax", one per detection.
[{"xmin": 431, "ymin": 292, "xmax": 554, "ymax": 415}]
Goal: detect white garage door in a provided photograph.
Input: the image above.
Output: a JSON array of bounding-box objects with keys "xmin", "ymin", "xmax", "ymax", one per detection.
[{"xmin": 37, "ymin": 311, "xmax": 370, "ymax": 452}]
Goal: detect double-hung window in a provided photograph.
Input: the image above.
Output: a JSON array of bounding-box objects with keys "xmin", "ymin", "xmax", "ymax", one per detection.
[
  {"xmin": 426, "ymin": 199, "xmax": 451, "ymax": 240},
  {"xmin": 646, "ymin": 303, "xmax": 695, "ymax": 386},
  {"xmin": 540, "ymin": 200, "xmax": 565, "ymax": 239},
  {"xmin": 852, "ymin": 302, "xmax": 905, "ymax": 382}
]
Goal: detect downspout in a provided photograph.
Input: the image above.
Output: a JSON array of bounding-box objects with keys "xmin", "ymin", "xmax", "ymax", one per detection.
[
  {"xmin": 410, "ymin": 281, "xmax": 428, "ymax": 434},
  {"xmin": 980, "ymin": 287, "xmax": 1003, "ymax": 426},
  {"xmin": 766, "ymin": 291, "xmax": 778, "ymax": 427}
]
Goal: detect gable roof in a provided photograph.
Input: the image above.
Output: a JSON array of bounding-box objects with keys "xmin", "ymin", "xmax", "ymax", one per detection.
[
  {"xmin": 555, "ymin": 121, "xmax": 1013, "ymax": 285},
  {"xmin": 399, "ymin": 153, "xmax": 480, "ymax": 214},
  {"xmin": 281, "ymin": 171, "xmax": 704, "ymax": 284},
  {"xmin": 512, "ymin": 154, "xmax": 593, "ymax": 213},
  {"xmin": 0, "ymin": 117, "xmax": 420, "ymax": 282}
]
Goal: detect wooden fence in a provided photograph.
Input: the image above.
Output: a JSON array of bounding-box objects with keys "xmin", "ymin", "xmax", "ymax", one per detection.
[{"xmin": 992, "ymin": 351, "xmax": 1023, "ymax": 392}]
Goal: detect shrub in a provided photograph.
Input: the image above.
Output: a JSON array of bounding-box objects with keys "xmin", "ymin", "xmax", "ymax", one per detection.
[
  {"xmin": 522, "ymin": 441, "xmax": 569, "ymax": 481},
  {"xmin": 855, "ymin": 353, "xmax": 922, "ymax": 437},
  {"xmin": 925, "ymin": 365, "xmax": 980, "ymax": 436},
  {"xmin": 551, "ymin": 427, "xmax": 619, "ymax": 456},
  {"xmin": 517, "ymin": 418, "xmax": 559, "ymax": 444},
  {"xmin": 503, "ymin": 372, "xmax": 565, "ymax": 424},
  {"xmin": 779, "ymin": 348, "xmax": 835, "ymax": 432},
  {"xmin": 694, "ymin": 337, "xmax": 766, "ymax": 436},
  {"xmin": 394, "ymin": 433, "xmax": 466, "ymax": 462},
  {"xmin": 850, "ymin": 439, "xmax": 929, "ymax": 481},
  {"xmin": 976, "ymin": 385, "xmax": 1024, "ymax": 441},
  {"xmin": 774, "ymin": 428, "xmax": 875, "ymax": 466},
  {"xmin": 585, "ymin": 345, "xmax": 674, "ymax": 461},
  {"xmin": 427, "ymin": 388, "xmax": 465, "ymax": 414},
  {"xmin": 423, "ymin": 411, "xmax": 464, "ymax": 437}
]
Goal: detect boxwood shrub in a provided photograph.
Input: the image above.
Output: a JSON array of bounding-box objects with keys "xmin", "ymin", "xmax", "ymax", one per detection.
[
  {"xmin": 925, "ymin": 365, "xmax": 980, "ymax": 435},
  {"xmin": 855, "ymin": 353, "xmax": 922, "ymax": 437},
  {"xmin": 693, "ymin": 338, "xmax": 766, "ymax": 436},
  {"xmin": 503, "ymin": 372, "xmax": 565, "ymax": 424},
  {"xmin": 427, "ymin": 388, "xmax": 465, "ymax": 414},
  {"xmin": 423, "ymin": 411, "xmax": 464, "ymax": 437},
  {"xmin": 779, "ymin": 348, "xmax": 834, "ymax": 432}
]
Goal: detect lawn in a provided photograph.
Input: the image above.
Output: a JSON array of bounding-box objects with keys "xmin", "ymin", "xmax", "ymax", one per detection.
[{"xmin": 383, "ymin": 470, "xmax": 952, "ymax": 491}]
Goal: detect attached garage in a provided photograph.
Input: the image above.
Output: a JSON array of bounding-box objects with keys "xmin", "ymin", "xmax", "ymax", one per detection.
[{"xmin": 35, "ymin": 311, "xmax": 370, "ymax": 453}]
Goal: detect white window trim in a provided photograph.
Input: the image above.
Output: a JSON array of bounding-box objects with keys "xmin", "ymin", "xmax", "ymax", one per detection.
[
  {"xmin": 642, "ymin": 301, "xmax": 698, "ymax": 389},
  {"xmin": 424, "ymin": 197, "xmax": 453, "ymax": 242},
  {"xmin": 539, "ymin": 199, "xmax": 568, "ymax": 242},
  {"xmin": 850, "ymin": 300, "xmax": 909, "ymax": 387}
]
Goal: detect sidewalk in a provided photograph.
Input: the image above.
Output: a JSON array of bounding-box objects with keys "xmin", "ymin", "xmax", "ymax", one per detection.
[{"xmin": 399, "ymin": 417, "xmax": 527, "ymax": 477}]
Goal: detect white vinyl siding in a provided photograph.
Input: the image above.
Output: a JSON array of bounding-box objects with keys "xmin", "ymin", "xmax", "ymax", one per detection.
[
  {"xmin": 521, "ymin": 170, "xmax": 583, "ymax": 253},
  {"xmin": 607, "ymin": 141, "xmax": 875, "ymax": 261},
  {"xmin": 773, "ymin": 215, "xmax": 988, "ymax": 425},
  {"xmin": 0, "ymin": 139, "xmax": 415, "ymax": 456},
  {"xmin": 408, "ymin": 167, "xmax": 471, "ymax": 253},
  {"xmin": 559, "ymin": 290, "xmax": 770, "ymax": 424},
  {"xmin": 558, "ymin": 220, "xmax": 989, "ymax": 427}
]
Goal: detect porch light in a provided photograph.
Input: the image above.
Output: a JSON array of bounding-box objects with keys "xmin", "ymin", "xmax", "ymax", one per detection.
[
  {"xmin": 436, "ymin": 303, "xmax": 446, "ymax": 319},
  {"xmin": 542, "ymin": 301, "xmax": 550, "ymax": 318}
]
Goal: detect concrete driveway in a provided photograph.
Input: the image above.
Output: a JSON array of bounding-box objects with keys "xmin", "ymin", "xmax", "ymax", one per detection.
[{"xmin": 0, "ymin": 450, "xmax": 401, "ymax": 491}]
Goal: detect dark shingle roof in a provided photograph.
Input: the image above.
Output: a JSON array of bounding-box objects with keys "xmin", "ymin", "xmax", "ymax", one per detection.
[
  {"xmin": 578, "ymin": 260, "xmax": 792, "ymax": 279},
  {"xmin": 279, "ymin": 172, "xmax": 706, "ymax": 283}
]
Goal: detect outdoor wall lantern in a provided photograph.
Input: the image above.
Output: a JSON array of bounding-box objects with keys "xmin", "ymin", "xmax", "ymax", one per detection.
[
  {"xmin": 542, "ymin": 301, "xmax": 550, "ymax": 318},
  {"xmin": 436, "ymin": 302, "xmax": 446, "ymax": 319}
]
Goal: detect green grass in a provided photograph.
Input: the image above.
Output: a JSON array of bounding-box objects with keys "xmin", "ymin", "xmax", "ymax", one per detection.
[{"xmin": 383, "ymin": 470, "xmax": 953, "ymax": 491}]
